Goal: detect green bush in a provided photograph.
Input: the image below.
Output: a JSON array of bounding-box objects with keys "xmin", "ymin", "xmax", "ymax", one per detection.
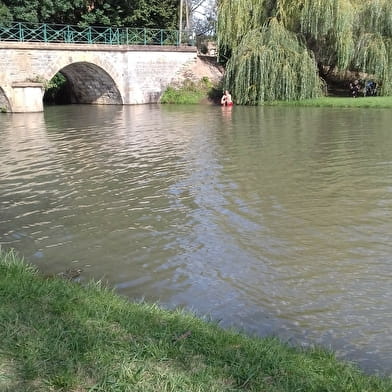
[
  {"xmin": 43, "ymin": 73, "xmax": 68, "ymax": 104},
  {"xmin": 160, "ymin": 77, "xmax": 219, "ymax": 104}
]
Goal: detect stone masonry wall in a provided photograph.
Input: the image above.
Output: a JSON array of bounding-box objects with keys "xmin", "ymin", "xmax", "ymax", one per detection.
[{"xmin": 0, "ymin": 42, "xmax": 197, "ymax": 111}]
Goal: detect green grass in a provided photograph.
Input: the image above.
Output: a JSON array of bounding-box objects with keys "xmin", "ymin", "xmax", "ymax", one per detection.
[
  {"xmin": 266, "ymin": 96, "xmax": 392, "ymax": 108},
  {"xmin": 160, "ymin": 77, "xmax": 221, "ymax": 104},
  {"xmin": 1, "ymin": 249, "xmax": 391, "ymax": 392},
  {"xmin": 160, "ymin": 85, "xmax": 206, "ymax": 104}
]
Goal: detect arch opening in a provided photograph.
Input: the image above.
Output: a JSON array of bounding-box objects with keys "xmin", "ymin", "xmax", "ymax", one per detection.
[{"xmin": 44, "ymin": 62, "xmax": 123, "ymax": 106}]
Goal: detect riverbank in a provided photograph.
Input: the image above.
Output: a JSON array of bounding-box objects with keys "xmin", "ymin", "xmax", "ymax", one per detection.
[
  {"xmin": 160, "ymin": 89, "xmax": 392, "ymax": 108},
  {"xmin": 160, "ymin": 77, "xmax": 221, "ymax": 105},
  {"xmin": 264, "ymin": 96, "xmax": 392, "ymax": 108},
  {"xmin": 160, "ymin": 55, "xmax": 223, "ymax": 105},
  {"xmin": 1, "ymin": 250, "xmax": 391, "ymax": 391}
]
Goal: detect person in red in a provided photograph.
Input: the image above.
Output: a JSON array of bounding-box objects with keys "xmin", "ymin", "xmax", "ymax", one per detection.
[{"xmin": 221, "ymin": 90, "xmax": 233, "ymax": 106}]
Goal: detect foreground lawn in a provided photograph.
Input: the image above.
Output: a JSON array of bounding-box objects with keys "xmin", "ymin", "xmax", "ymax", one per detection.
[
  {"xmin": 269, "ymin": 96, "xmax": 392, "ymax": 108},
  {"xmin": 1, "ymin": 250, "xmax": 391, "ymax": 392}
]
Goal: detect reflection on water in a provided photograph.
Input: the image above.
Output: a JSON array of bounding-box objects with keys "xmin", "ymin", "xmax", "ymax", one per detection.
[{"xmin": 1, "ymin": 104, "xmax": 392, "ymax": 375}]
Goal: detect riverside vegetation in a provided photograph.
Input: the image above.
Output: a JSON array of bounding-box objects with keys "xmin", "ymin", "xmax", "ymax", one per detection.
[
  {"xmin": 218, "ymin": 0, "xmax": 392, "ymax": 104},
  {"xmin": 160, "ymin": 79, "xmax": 392, "ymax": 108},
  {"xmin": 160, "ymin": 77, "xmax": 221, "ymax": 105},
  {"xmin": 1, "ymin": 250, "xmax": 391, "ymax": 392},
  {"xmin": 268, "ymin": 96, "xmax": 392, "ymax": 108}
]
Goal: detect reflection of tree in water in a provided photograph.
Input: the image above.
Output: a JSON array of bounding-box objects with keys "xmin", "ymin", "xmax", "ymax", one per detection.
[
  {"xmin": 2, "ymin": 105, "xmax": 392, "ymax": 373},
  {"xmin": 211, "ymin": 106, "xmax": 392, "ymax": 376},
  {"xmin": 216, "ymin": 107, "xmax": 392, "ymax": 230}
]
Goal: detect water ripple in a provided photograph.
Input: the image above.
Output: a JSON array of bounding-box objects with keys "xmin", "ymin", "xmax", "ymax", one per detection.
[{"xmin": 1, "ymin": 105, "xmax": 392, "ymax": 375}]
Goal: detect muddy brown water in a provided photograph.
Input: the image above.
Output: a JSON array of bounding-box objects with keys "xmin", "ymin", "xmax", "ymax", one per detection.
[{"xmin": 1, "ymin": 104, "xmax": 391, "ymax": 375}]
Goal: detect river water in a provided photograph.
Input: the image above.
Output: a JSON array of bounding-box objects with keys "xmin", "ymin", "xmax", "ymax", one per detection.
[{"xmin": 1, "ymin": 104, "xmax": 391, "ymax": 375}]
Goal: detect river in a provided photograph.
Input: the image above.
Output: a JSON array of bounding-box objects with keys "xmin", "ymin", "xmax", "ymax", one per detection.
[{"xmin": 0, "ymin": 104, "xmax": 391, "ymax": 375}]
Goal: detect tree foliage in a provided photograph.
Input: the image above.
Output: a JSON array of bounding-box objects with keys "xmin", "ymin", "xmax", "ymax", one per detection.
[
  {"xmin": 0, "ymin": 1, "xmax": 12, "ymax": 25},
  {"xmin": 218, "ymin": 0, "xmax": 392, "ymax": 104},
  {"xmin": 0, "ymin": 0, "xmax": 178, "ymax": 29},
  {"xmin": 190, "ymin": 0, "xmax": 217, "ymax": 36}
]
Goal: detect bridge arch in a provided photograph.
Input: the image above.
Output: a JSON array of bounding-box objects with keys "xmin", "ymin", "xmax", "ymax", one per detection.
[
  {"xmin": 0, "ymin": 87, "xmax": 11, "ymax": 112},
  {"xmin": 47, "ymin": 61, "xmax": 123, "ymax": 105}
]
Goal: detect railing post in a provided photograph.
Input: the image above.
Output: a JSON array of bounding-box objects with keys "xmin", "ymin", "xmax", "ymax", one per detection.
[
  {"xmin": 43, "ymin": 23, "xmax": 47, "ymax": 42},
  {"xmin": 144, "ymin": 28, "xmax": 146, "ymax": 45},
  {"xmin": 126, "ymin": 27, "xmax": 128, "ymax": 45},
  {"xmin": 160, "ymin": 29, "xmax": 163, "ymax": 46},
  {"xmin": 88, "ymin": 26, "xmax": 92, "ymax": 44},
  {"xmin": 18, "ymin": 22, "xmax": 23, "ymax": 42}
]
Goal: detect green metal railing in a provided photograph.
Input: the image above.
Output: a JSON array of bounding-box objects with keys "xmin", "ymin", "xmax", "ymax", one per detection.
[{"xmin": 0, "ymin": 22, "xmax": 193, "ymax": 46}]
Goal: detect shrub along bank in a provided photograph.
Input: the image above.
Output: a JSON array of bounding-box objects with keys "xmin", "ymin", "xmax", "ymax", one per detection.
[
  {"xmin": 1, "ymin": 250, "xmax": 391, "ymax": 392},
  {"xmin": 160, "ymin": 77, "xmax": 221, "ymax": 105}
]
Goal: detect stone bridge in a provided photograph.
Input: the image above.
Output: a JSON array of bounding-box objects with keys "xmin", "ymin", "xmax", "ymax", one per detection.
[{"xmin": 0, "ymin": 42, "xmax": 197, "ymax": 112}]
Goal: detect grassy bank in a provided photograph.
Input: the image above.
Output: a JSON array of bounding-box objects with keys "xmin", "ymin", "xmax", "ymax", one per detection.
[
  {"xmin": 266, "ymin": 96, "xmax": 392, "ymax": 108},
  {"xmin": 1, "ymin": 250, "xmax": 391, "ymax": 392},
  {"xmin": 160, "ymin": 78, "xmax": 220, "ymax": 104},
  {"xmin": 160, "ymin": 89, "xmax": 392, "ymax": 108}
]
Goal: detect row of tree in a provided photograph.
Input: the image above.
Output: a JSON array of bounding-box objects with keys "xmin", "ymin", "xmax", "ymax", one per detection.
[
  {"xmin": 0, "ymin": 0, "xmax": 179, "ymax": 29},
  {"xmin": 0, "ymin": 0, "xmax": 216, "ymax": 33},
  {"xmin": 218, "ymin": 0, "xmax": 392, "ymax": 104}
]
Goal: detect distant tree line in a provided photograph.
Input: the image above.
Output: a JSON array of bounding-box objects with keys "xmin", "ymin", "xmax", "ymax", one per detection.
[{"xmin": 0, "ymin": 0, "xmax": 179, "ymax": 29}]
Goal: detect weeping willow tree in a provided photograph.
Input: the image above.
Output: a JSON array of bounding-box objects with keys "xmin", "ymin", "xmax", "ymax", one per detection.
[{"xmin": 218, "ymin": 0, "xmax": 392, "ymax": 104}]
